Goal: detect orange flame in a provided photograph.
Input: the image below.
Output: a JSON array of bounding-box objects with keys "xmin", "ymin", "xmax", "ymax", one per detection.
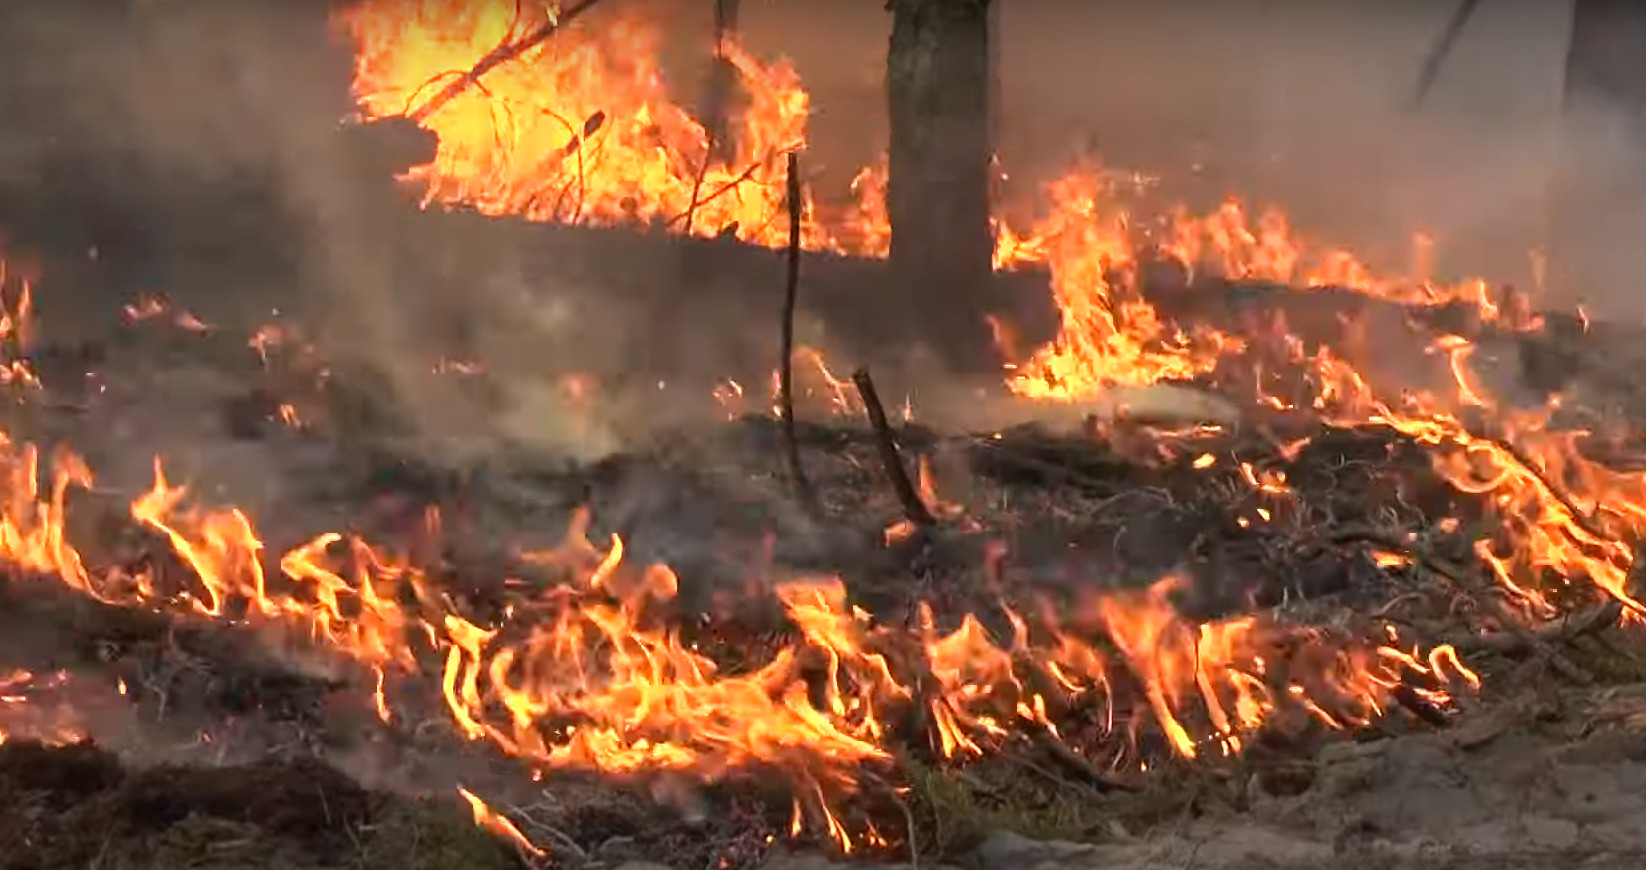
[{"xmin": 0, "ymin": 423, "xmax": 1479, "ymax": 847}]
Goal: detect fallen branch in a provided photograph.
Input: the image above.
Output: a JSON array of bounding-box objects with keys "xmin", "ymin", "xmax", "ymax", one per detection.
[
  {"xmin": 851, "ymin": 367, "xmax": 935, "ymax": 528},
  {"xmin": 406, "ymin": 0, "xmax": 614, "ymax": 124},
  {"xmin": 1459, "ymin": 545, "xmax": 1643, "ymax": 659},
  {"xmin": 1031, "ymin": 731, "xmax": 1140, "ymax": 792},
  {"xmin": 1461, "ymin": 598, "xmax": 1625, "ymax": 655},
  {"xmin": 777, "ymin": 152, "xmax": 817, "ymax": 512}
]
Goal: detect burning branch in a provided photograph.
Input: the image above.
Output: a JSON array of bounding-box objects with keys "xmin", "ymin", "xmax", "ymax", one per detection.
[
  {"xmin": 1462, "ymin": 544, "xmax": 1646, "ymax": 657},
  {"xmin": 404, "ymin": 0, "xmax": 615, "ymax": 125},
  {"xmin": 671, "ymin": 157, "xmax": 768, "ymax": 233},
  {"xmin": 851, "ymin": 367, "xmax": 935, "ymax": 529}
]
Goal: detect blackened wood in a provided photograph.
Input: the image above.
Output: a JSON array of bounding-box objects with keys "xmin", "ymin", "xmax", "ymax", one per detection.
[
  {"xmin": 852, "ymin": 367, "xmax": 934, "ymax": 528},
  {"xmin": 779, "ymin": 152, "xmax": 817, "ymax": 510}
]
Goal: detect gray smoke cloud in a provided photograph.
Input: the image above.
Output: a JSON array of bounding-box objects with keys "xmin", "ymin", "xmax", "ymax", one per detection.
[
  {"xmin": 0, "ymin": 0, "xmax": 1640, "ymax": 471},
  {"xmin": 739, "ymin": 0, "xmax": 1608, "ymax": 299}
]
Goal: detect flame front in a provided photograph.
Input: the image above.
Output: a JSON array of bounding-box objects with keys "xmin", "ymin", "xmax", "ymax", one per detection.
[
  {"xmin": 341, "ymin": 1, "xmax": 840, "ymax": 248},
  {"xmin": 0, "ymin": 417, "xmax": 1479, "ymax": 846},
  {"xmin": 0, "ymin": 2, "xmax": 1635, "ymax": 854}
]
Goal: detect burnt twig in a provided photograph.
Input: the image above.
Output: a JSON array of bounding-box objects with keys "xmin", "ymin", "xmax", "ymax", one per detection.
[
  {"xmin": 1031, "ymin": 731, "xmax": 1140, "ymax": 792},
  {"xmin": 777, "ymin": 152, "xmax": 817, "ymax": 511},
  {"xmin": 852, "ymin": 367, "xmax": 935, "ymax": 528},
  {"xmin": 406, "ymin": 0, "xmax": 613, "ymax": 124},
  {"xmin": 668, "ymin": 157, "xmax": 767, "ymax": 231},
  {"xmin": 1391, "ymin": 683, "xmax": 1451, "ymax": 729}
]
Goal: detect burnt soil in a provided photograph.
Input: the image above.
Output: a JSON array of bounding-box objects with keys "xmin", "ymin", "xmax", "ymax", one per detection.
[{"xmin": 0, "ymin": 739, "xmax": 523, "ymax": 870}]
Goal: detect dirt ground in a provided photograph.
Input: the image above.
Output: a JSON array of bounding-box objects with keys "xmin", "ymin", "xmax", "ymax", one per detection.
[{"xmin": 8, "ymin": 676, "xmax": 1646, "ymax": 870}]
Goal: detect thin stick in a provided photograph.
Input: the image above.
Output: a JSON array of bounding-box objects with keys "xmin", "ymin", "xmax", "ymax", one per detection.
[
  {"xmin": 669, "ymin": 157, "xmax": 765, "ymax": 230},
  {"xmin": 851, "ymin": 367, "xmax": 935, "ymax": 528},
  {"xmin": 778, "ymin": 152, "xmax": 816, "ymax": 510},
  {"xmin": 406, "ymin": 0, "xmax": 613, "ymax": 124}
]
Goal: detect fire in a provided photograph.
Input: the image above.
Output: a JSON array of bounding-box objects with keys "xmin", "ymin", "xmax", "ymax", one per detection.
[
  {"xmin": 342, "ymin": 1, "xmax": 838, "ymax": 248},
  {"xmin": 1372, "ymin": 401, "xmax": 1646, "ymax": 618},
  {"xmin": 997, "ymin": 171, "xmax": 1235, "ymax": 396},
  {"xmin": 0, "ymin": 417, "xmax": 1480, "ymax": 847},
  {"xmin": 0, "ymin": 260, "xmax": 37, "ymax": 389},
  {"xmin": 337, "ymin": 1, "xmax": 1531, "ymax": 410},
  {"xmin": 712, "ymin": 345, "xmax": 863, "ymax": 420},
  {"xmin": 0, "ymin": 669, "xmax": 84, "ymax": 746},
  {"xmin": 122, "ymin": 293, "xmax": 211, "ymax": 333},
  {"xmin": 457, "ymin": 787, "xmax": 546, "ymax": 858},
  {"xmin": 0, "ymin": 3, "xmax": 1636, "ymax": 853}
]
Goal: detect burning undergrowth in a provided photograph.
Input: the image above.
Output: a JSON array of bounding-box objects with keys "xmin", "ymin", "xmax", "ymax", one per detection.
[
  {"xmin": 0, "ymin": 256, "xmax": 1631, "ymax": 866},
  {"xmin": 0, "ymin": 400, "xmax": 1489, "ymax": 848},
  {"xmin": 1, "ymin": 222, "xmax": 1644, "ymax": 866},
  {"xmin": 0, "ymin": 4, "xmax": 1643, "ymax": 867}
]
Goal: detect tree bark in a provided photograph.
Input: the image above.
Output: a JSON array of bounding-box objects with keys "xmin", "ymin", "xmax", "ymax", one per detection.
[
  {"xmin": 701, "ymin": 0, "xmax": 743, "ymax": 165},
  {"xmin": 1564, "ymin": 0, "xmax": 1646, "ymax": 114},
  {"xmin": 1549, "ymin": 0, "xmax": 1646, "ymax": 308},
  {"xmin": 886, "ymin": 0, "xmax": 997, "ymax": 373}
]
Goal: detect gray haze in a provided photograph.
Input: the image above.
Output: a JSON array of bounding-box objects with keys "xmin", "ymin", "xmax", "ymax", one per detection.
[
  {"xmin": 0, "ymin": 0, "xmax": 1643, "ymax": 464},
  {"xmin": 724, "ymin": 0, "xmax": 1593, "ymax": 303},
  {"xmin": 5, "ymin": 2, "xmax": 1603, "ymax": 300}
]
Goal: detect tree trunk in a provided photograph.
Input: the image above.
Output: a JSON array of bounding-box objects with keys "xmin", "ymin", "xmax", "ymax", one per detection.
[
  {"xmin": 886, "ymin": 0, "xmax": 997, "ymax": 373},
  {"xmin": 1564, "ymin": 0, "xmax": 1646, "ymax": 113},
  {"xmin": 1549, "ymin": 0, "xmax": 1646, "ymax": 309},
  {"xmin": 701, "ymin": 0, "xmax": 743, "ymax": 165}
]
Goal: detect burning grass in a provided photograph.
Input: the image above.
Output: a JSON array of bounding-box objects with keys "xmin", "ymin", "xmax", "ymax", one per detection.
[
  {"xmin": 0, "ymin": 4, "xmax": 1644, "ymax": 864},
  {"xmin": 2, "ymin": 215, "xmax": 1645, "ymax": 862},
  {"xmin": 0, "ymin": 251, "xmax": 1644, "ymax": 865},
  {"xmin": 0, "ymin": 410, "xmax": 1491, "ymax": 852}
]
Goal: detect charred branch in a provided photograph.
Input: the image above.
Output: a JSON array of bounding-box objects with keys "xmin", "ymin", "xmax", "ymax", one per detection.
[
  {"xmin": 778, "ymin": 152, "xmax": 818, "ymax": 512},
  {"xmin": 851, "ymin": 367, "xmax": 935, "ymax": 529}
]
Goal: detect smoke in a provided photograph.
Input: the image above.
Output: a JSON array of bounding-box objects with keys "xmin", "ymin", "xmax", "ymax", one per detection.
[
  {"xmin": 0, "ymin": 2, "xmax": 662, "ymax": 465},
  {"xmin": 2, "ymin": 0, "xmax": 1644, "ymax": 472},
  {"xmin": 741, "ymin": 0, "xmax": 1646, "ymax": 308}
]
